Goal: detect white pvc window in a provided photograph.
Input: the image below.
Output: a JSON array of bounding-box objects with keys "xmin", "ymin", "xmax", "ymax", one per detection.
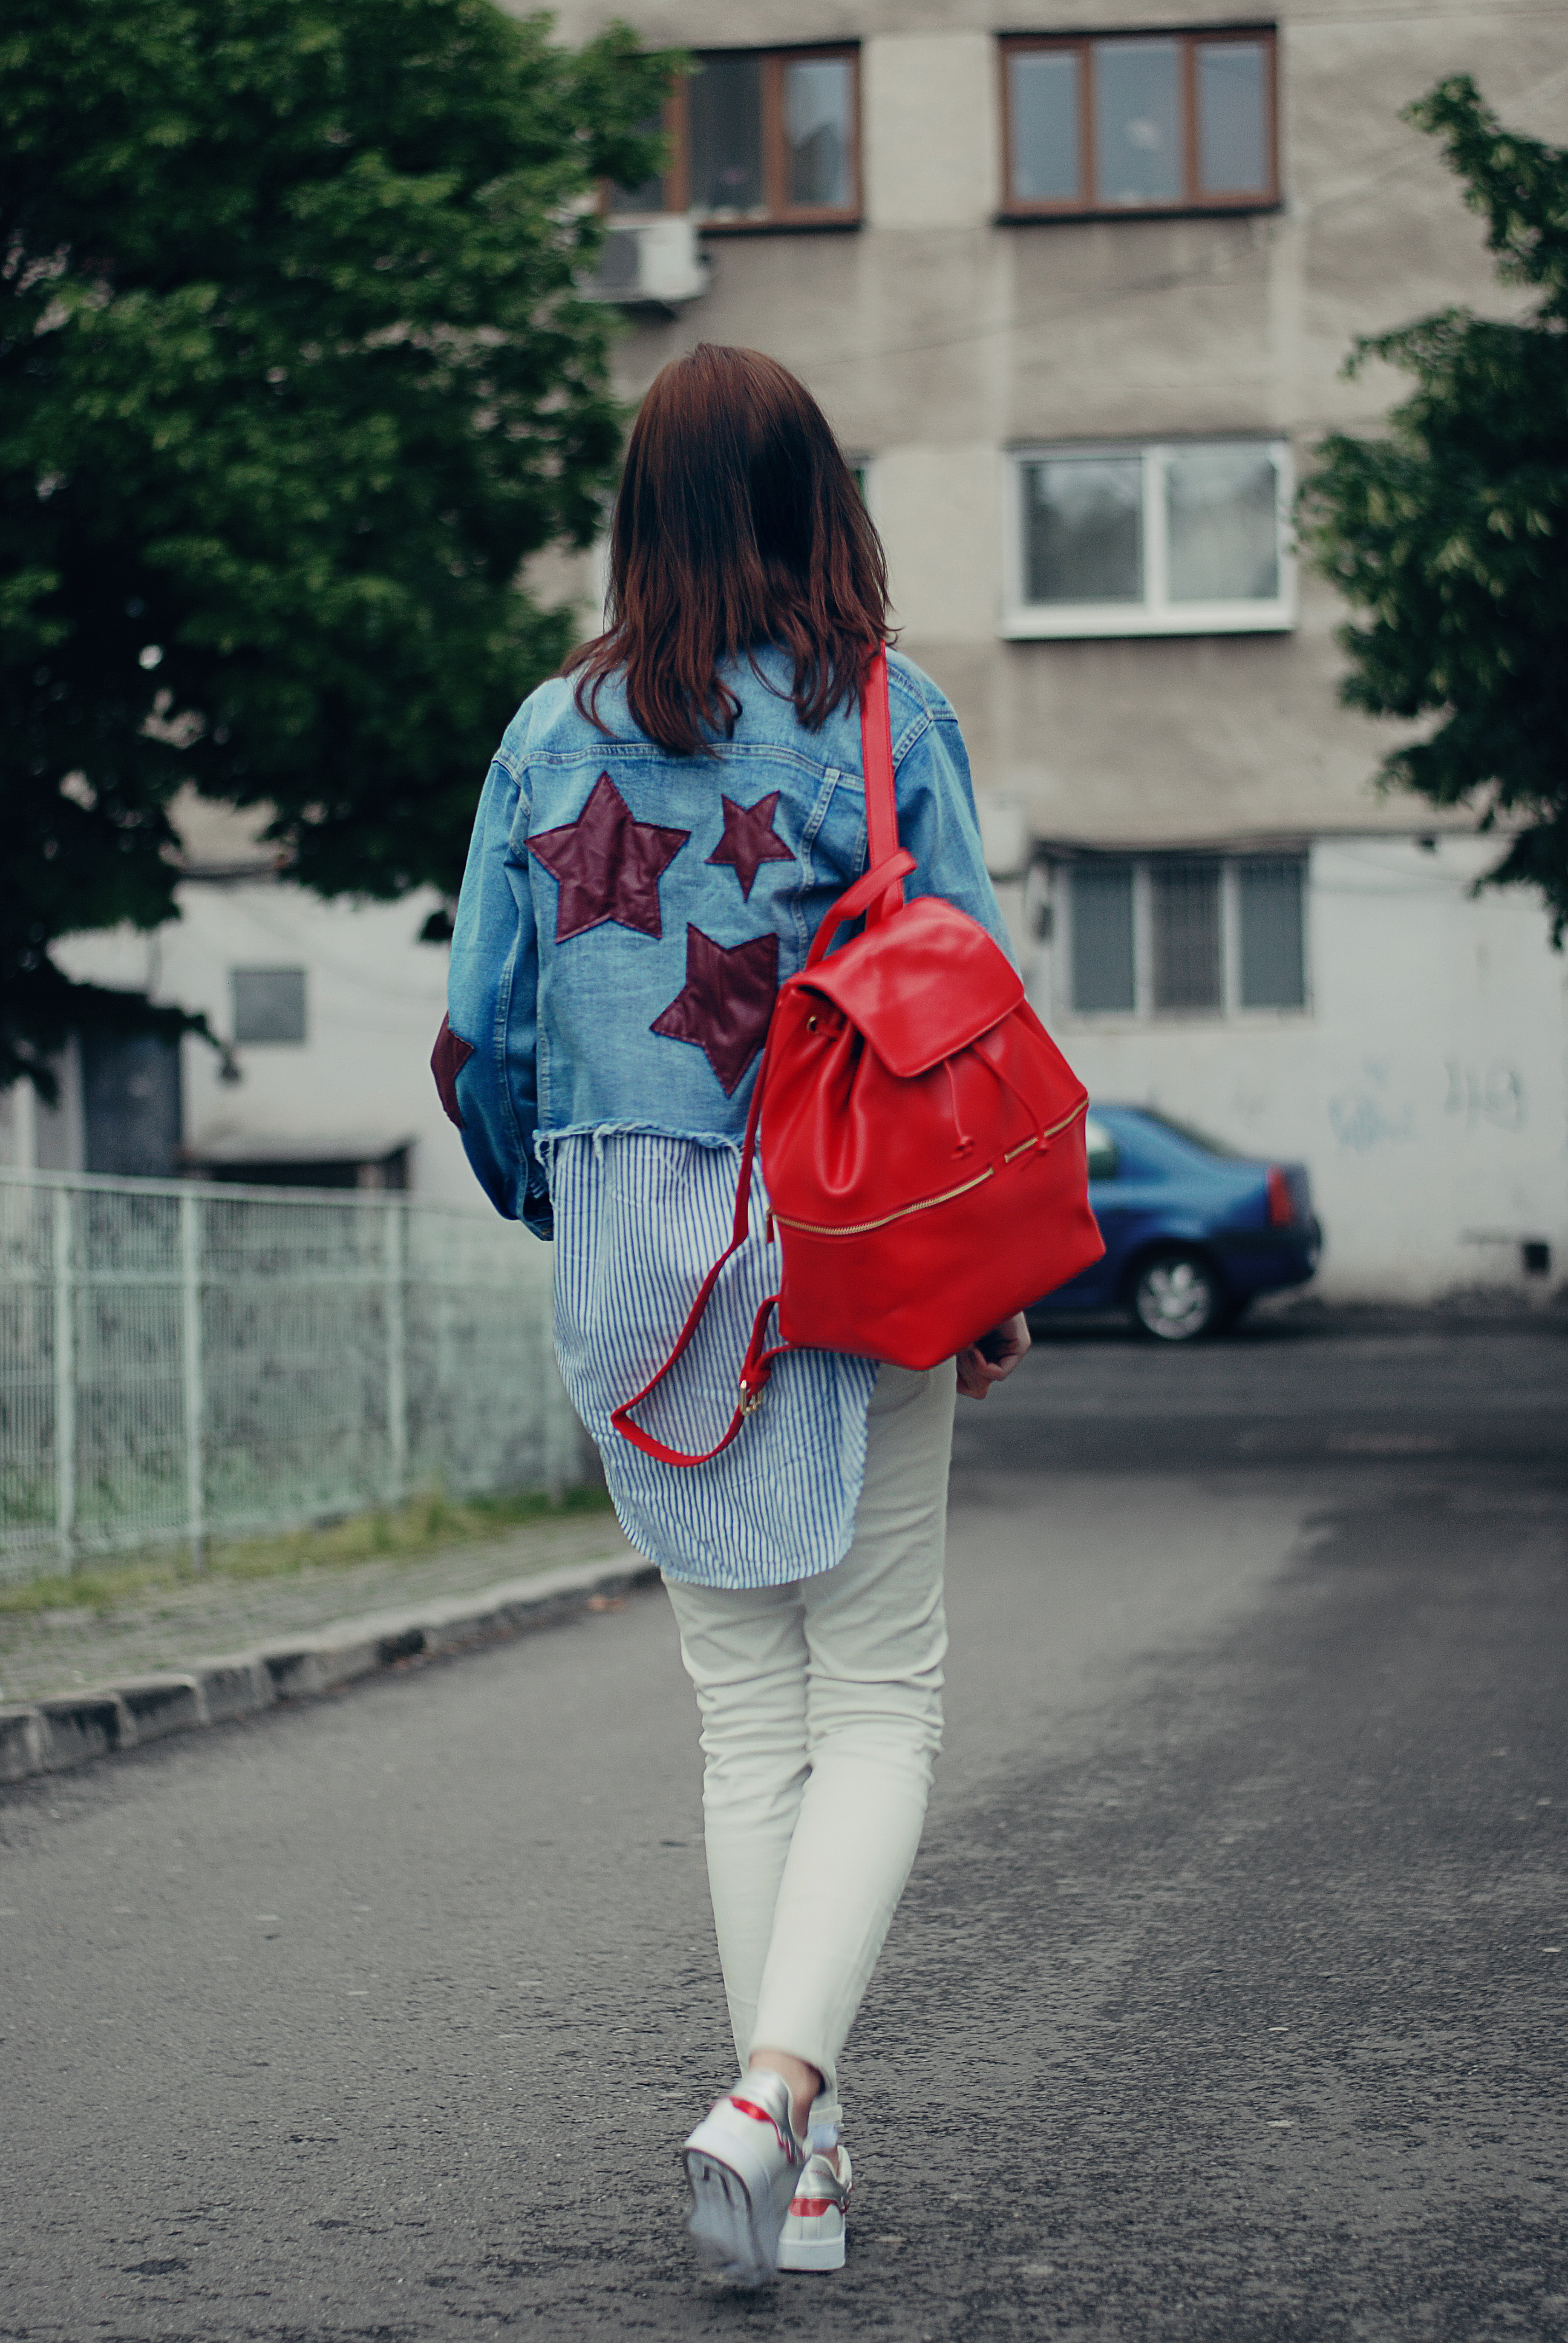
[{"xmin": 1006, "ymin": 439, "xmax": 1295, "ymax": 638}]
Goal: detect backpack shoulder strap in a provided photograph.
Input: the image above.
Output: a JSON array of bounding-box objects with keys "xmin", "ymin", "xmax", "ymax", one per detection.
[
  {"xmin": 861, "ymin": 649, "xmax": 905, "ymax": 923},
  {"xmin": 610, "ymin": 1047, "xmax": 788, "ymax": 1465}
]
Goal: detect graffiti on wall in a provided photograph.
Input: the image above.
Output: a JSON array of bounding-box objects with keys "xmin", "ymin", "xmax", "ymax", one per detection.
[
  {"xmin": 1330, "ymin": 1058, "xmax": 1528, "ymax": 1152},
  {"xmin": 1328, "ymin": 1061, "xmax": 1415, "ymax": 1152},
  {"xmin": 1445, "ymin": 1058, "xmax": 1526, "ymax": 1132}
]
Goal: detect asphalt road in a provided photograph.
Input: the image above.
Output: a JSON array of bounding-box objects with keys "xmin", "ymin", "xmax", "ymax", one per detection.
[{"xmin": 2, "ymin": 1310, "xmax": 1565, "ymax": 2341}]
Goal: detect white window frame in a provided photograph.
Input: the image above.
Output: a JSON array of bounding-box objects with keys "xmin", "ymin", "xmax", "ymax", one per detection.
[
  {"xmin": 1003, "ymin": 437, "xmax": 1296, "ymax": 639},
  {"xmin": 1049, "ymin": 852, "xmax": 1312, "ymax": 1024}
]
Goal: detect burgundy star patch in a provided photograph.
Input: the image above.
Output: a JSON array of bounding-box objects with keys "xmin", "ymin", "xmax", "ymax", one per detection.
[
  {"xmin": 707, "ymin": 791, "xmax": 793, "ymax": 900},
  {"xmin": 528, "ymin": 773, "xmax": 688, "ymax": 943},
  {"xmin": 431, "ymin": 1014, "xmax": 475, "ymax": 1130},
  {"xmin": 651, "ymin": 926, "xmax": 780, "ymax": 1097}
]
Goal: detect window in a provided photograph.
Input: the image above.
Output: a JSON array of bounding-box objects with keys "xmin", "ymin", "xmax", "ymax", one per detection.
[
  {"xmin": 1008, "ymin": 439, "xmax": 1293, "ymax": 637},
  {"xmin": 1084, "ymin": 1115, "xmax": 1120, "ymax": 1179},
  {"xmin": 1059, "ymin": 856, "xmax": 1307, "ymax": 1018},
  {"xmin": 1001, "ymin": 27, "xmax": 1278, "ymax": 218},
  {"xmin": 232, "ymin": 966, "xmax": 307, "ymax": 1046},
  {"xmin": 1071, "ymin": 863, "xmax": 1136, "ymax": 1012},
  {"xmin": 1236, "ymin": 857, "xmax": 1306, "ymax": 1009},
  {"xmin": 613, "ymin": 49, "xmax": 860, "ymax": 229},
  {"xmin": 608, "ymin": 115, "xmax": 668, "ymax": 217},
  {"xmin": 1151, "ymin": 859, "xmax": 1223, "ymax": 1012},
  {"xmin": 197, "ymin": 1146, "xmax": 409, "ymax": 1191}
]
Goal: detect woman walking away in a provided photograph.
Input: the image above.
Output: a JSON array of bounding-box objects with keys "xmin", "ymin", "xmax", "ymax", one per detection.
[{"xmin": 434, "ymin": 344, "xmax": 1030, "ymax": 2286}]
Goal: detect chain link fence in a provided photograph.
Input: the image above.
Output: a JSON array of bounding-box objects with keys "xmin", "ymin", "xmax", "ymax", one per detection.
[{"xmin": 0, "ymin": 1168, "xmax": 585, "ymax": 1582}]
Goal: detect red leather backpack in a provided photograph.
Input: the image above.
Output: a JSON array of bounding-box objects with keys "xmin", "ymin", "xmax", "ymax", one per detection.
[{"xmin": 613, "ymin": 651, "xmax": 1105, "ymax": 1466}]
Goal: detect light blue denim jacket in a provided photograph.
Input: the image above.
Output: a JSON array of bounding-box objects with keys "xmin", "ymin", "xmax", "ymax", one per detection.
[
  {"xmin": 445, "ymin": 645, "xmax": 1008, "ymax": 1227},
  {"xmin": 443, "ymin": 647, "xmax": 1007, "ymax": 1585}
]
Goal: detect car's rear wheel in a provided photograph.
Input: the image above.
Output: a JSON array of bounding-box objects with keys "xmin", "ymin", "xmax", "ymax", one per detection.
[{"xmin": 1129, "ymin": 1250, "xmax": 1222, "ymax": 1342}]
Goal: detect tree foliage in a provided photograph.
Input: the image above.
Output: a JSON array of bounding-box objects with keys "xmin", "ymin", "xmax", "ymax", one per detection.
[
  {"xmin": 1299, "ymin": 77, "xmax": 1568, "ymax": 937},
  {"xmin": 1, "ymin": 0, "xmax": 671, "ymax": 1092}
]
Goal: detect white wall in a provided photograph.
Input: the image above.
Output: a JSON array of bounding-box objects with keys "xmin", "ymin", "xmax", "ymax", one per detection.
[
  {"xmin": 0, "ymin": 1042, "xmax": 83, "ymax": 1173},
  {"xmin": 1031, "ymin": 837, "xmax": 1568, "ymax": 1301},
  {"xmin": 48, "ymin": 883, "xmax": 483, "ymax": 1209}
]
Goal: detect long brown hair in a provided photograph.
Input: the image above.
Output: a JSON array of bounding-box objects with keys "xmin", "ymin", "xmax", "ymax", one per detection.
[{"xmin": 565, "ymin": 344, "xmax": 892, "ymax": 756}]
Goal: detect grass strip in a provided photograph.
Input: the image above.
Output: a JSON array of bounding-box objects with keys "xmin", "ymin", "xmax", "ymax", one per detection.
[{"xmin": 0, "ymin": 1485, "xmax": 615, "ymax": 1621}]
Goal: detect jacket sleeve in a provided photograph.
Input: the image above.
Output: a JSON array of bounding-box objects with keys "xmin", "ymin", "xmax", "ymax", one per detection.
[
  {"xmin": 438, "ymin": 751, "xmax": 554, "ymax": 1237},
  {"xmin": 890, "ymin": 696, "xmax": 1016, "ymax": 963}
]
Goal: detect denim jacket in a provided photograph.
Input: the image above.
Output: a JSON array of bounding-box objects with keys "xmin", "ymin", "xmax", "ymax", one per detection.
[{"xmin": 443, "ymin": 646, "xmax": 1008, "ymax": 1231}]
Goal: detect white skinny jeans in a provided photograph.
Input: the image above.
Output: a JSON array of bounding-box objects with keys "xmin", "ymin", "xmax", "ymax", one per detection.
[{"xmin": 664, "ymin": 1361, "xmax": 956, "ymax": 2129}]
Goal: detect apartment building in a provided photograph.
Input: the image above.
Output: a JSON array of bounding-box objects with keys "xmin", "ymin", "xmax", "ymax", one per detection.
[
  {"xmin": 12, "ymin": 0, "xmax": 1564, "ymax": 1300},
  {"xmin": 549, "ymin": 0, "xmax": 1568, "ymax": 1299}
]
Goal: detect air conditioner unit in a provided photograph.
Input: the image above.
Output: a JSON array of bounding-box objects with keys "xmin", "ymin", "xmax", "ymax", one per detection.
[{"xmin": 586, "ymin": 215, "xmax": 710, "ymax": 309}]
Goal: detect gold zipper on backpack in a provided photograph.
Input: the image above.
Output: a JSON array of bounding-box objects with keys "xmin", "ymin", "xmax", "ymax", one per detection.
[
  {"xmin": 771, "ymin": 1104, "xmax": 1083, "ymax": 1241},
  {"xmin": 773, "ymin": 1164, "xmax": 996, "ymax": 1242}
]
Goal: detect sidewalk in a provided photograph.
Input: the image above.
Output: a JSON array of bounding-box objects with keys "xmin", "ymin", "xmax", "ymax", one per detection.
[{"xmin": 0, "ymin": 1506, "xmax": 639, "ymax": 1709}]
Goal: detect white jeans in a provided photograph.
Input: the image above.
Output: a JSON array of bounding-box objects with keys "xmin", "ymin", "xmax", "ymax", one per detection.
[{"xmin": 664, "ymin": 1361, "xmax": 956, "ymax": 2127}]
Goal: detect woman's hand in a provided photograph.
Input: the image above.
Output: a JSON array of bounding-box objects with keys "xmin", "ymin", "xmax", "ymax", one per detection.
[{"xmin": 956, "ymin": 1312, "xmax": 1031, "ymax": 1401}]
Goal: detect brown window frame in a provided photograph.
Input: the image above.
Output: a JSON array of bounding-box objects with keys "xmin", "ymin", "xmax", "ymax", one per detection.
[
  {"xmin": 622, "ymin": 46, "xmax": 861, "ymax": 233},
  {"xmin": 999, "ymin": 24, "xmax": 1279, "ymax": 224}
]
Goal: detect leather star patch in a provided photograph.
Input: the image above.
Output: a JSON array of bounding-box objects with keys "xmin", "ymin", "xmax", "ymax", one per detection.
[
  {"xmin": 528, "ymin": 773, "xmax": 688, "ymax": 943},
  {"xmin": 651, "ymin": 926, "xmax": 780, "ymax": 1097},
  {"xmin": 431, "ymin": 1014, "xmax": 475, "ymax": 1130},
  {"xmin": 707, "ymin": 791, "xmax": 792, "ymax": 900}
]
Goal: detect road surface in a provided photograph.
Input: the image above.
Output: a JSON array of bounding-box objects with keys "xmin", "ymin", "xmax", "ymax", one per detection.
[{"xmin": 2, "ymin": 1311, "xmax": 1564, "ymax": 2339}]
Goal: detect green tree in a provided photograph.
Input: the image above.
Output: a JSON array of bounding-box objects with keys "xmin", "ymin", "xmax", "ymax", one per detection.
[
  {"xmin": 1, "ymin": 0, "xmax": 671, "ymax": 1093},
  {"xmin": 1299, "ymin": 77, "xmax": 1568, "ymax": 937}
]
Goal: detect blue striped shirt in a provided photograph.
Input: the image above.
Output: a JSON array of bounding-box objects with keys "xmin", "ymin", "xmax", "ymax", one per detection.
[{"xmin": 545, "ymin": 1129, "xmax": 878, "ymax": 1586}]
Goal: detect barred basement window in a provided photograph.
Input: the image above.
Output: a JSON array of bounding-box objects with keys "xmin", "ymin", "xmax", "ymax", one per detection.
[
  {"xmin": 1070, "ymin": 863, "xmax": 1136, "ymax": 1013},
  {"xmin": 1236, "ymin": 856, "xmax": 1306, "ymax": 1008},
  {"xmin": 1060, "ymin": 856, "xmax": 1306, "ymax": 1017},
  {"xmin": 1151, "ymin": 859, "xmax": 1223, "ymax": 1012}
]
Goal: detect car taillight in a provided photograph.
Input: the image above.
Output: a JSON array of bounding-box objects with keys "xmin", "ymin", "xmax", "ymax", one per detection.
[{"xmin": 1266, "ymin": 1166, "xmax": 1295, "ymax": 1227}]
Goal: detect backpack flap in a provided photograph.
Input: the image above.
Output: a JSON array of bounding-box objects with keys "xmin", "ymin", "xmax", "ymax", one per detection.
[{"xmin": 796, "ymin": 893, "xmax": 1025, "ymax": 1078}]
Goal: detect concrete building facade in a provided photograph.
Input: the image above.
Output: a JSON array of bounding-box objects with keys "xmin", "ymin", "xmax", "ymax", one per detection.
[
  {"xmin": 8, "ymin": 0, "xmax": 1566, "ymax": 1298},
  {"xmin": 544, "ymin": 0, "xmax": 1567, "ymax": 1300}
]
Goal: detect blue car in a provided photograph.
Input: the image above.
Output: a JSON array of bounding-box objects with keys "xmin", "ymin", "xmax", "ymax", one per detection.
[{"xmin": 1031, "ymin": 1105, "xmax": 1322, "ymax": 1342}]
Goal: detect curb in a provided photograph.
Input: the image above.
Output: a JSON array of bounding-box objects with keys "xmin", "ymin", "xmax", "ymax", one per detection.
[{"xmin": 0, "ymin": 1552, "xmax": 659, "ymax": 1788}]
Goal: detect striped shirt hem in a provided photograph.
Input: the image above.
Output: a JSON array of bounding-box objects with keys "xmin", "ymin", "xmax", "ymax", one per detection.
[{"xmin": 548, "ymin": 1129, "xmax": 877, "ymax": 1590}]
